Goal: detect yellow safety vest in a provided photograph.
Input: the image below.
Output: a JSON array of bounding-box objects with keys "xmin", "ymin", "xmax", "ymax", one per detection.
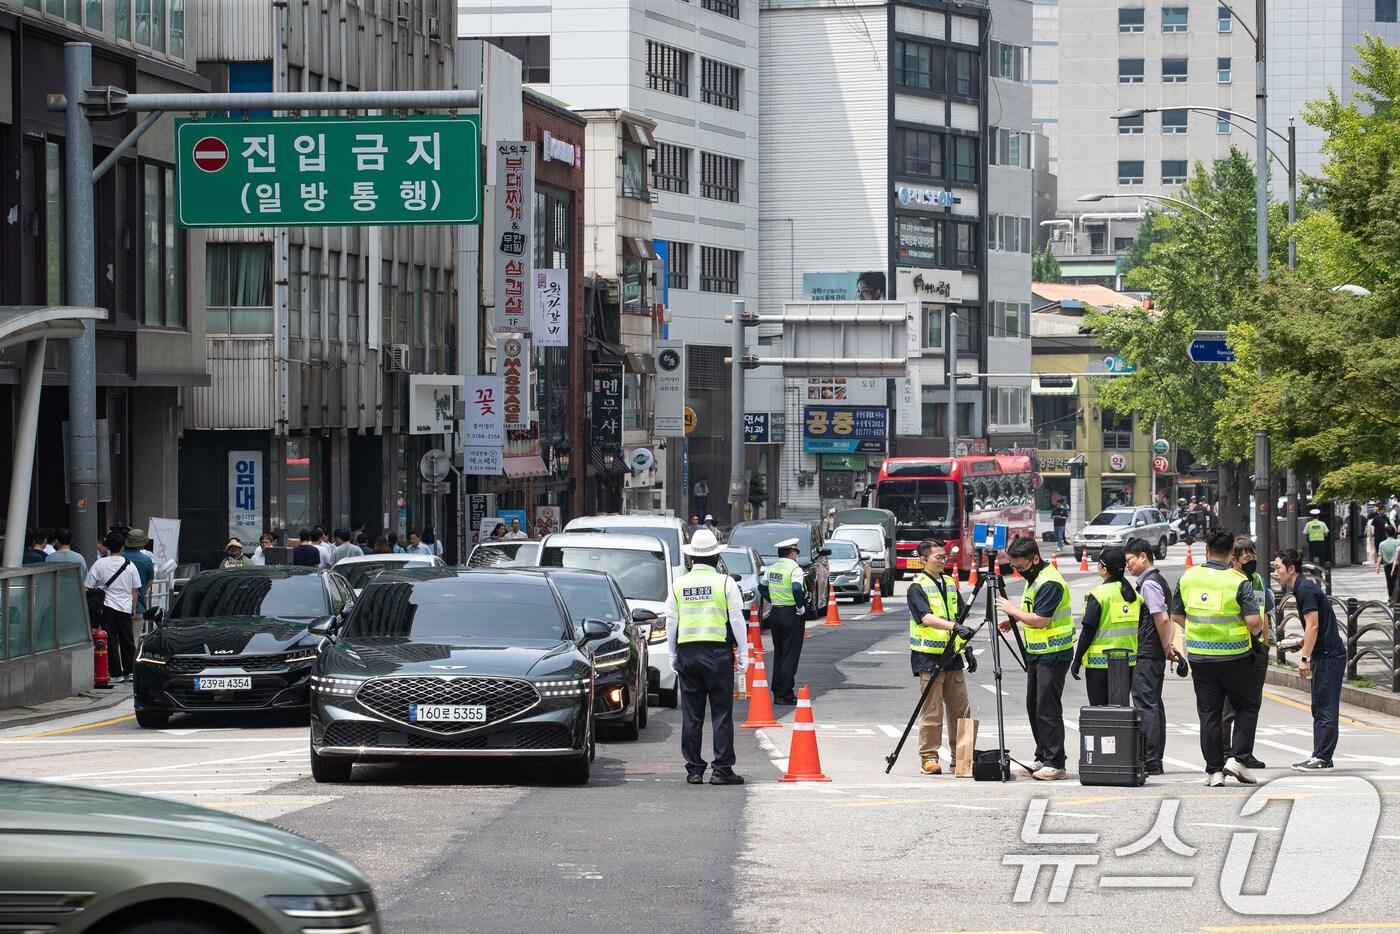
[
  {"xmin": 674, "ymin": 566, "xmax": 731, "ymax": 644},
  {"xmin": 765, "ymin": 557, "xmax": 801, "ymax": 607},
  {"xmin": 1022, "ymin": 563, "xmax": 1074, "ymax": 655},
  {"xmin": 1083, "ymin": 581, "xmax": 1141, "ymax": 668},
  {"xmin": 909, "ymin": 573, "xmax": 965, "ymax": 655},
  {"xmin": 1305, "ymin": 519, "xmax": 1328, "ymax": 542},
  {"xmin": 1179, "ymin": 564, "xmax": 1252, "ymax": 659}
]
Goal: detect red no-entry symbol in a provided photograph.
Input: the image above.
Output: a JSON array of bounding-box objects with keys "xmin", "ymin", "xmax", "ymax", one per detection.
[{"xmin": 192, "ymin": 137, "xmax": 229, "ymax": 172}]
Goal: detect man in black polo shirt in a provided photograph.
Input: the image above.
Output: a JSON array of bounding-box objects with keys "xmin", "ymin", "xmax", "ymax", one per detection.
[{"xmin": 1271, "ymin": 549, "xmax": 1347, "ymax": 770}]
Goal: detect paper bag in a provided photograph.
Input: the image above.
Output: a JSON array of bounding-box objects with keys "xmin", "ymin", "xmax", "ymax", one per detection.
[{"xmin": 955, "ymin": 717, "xmax": 979, "ymax": 778}]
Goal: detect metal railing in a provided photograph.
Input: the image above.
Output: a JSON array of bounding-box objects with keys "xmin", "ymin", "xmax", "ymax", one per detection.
[
  {"xmin": 0, "ymin": 564, "xmax": 90, "ymax": 663},
  {"xmin": 1273, "ymin": 592, "xmax": 1399, "ymax": 694}
]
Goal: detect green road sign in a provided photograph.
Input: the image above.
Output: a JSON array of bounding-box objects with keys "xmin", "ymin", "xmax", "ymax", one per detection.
[
  {"xmin": 175, "ymin": 115, "xmax": 481, "ymax": 228},
  {"xmin": 1153, "ymin": 438, "xmax": 1169, "ymax": 456}
]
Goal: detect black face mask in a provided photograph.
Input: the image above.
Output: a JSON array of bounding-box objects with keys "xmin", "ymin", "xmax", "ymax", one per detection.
[
  {"xmin": 1242, "ymin": 559, "xmax": 1259, "ymax": 578},
  {"xmin": 1020, "ymin": 562, "xmax": 1043, "ymax": 583}
]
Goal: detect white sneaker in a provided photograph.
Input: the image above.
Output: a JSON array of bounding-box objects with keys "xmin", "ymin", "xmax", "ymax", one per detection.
[
  {"xmin": 1015, "ymin": 760, "xmax": 1045, "ymax": 777},
  {"xmin": 1224, "ymin": 757, "xmax": 1257, "ymax": 785},
  {"xmin": 1205, "ymin": 771, "xmax": 1226, "ymax": 787},
  {"xmin": 1032, "ymin": 766, "xmax": 1069, "ymax": 781}
]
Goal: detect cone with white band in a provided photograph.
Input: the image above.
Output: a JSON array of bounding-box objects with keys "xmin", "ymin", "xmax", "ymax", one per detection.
[
  {"xmin": 741, "ymin": 643, "xmax": 781, "ymax": 729},
  {"xmin": 779, "ymin": 684, "xmax": 831, "ymax": 782}
]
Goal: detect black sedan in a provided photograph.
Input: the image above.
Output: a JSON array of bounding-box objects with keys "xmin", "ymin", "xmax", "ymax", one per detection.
[
  {"xmin": 543, "ymin": 568, "xmax": 652, "ymax": 741},
  {"xmin": 309, "ymin": 568, "xmax": 609, "ymax": 785},
  {"xmin": 133, "ymin": 566, "xmax": 354, "ymax": 728}
]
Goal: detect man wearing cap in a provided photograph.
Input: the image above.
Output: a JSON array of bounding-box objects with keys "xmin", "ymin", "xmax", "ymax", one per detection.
[
  {"xmin": 221, "ymin": 538, "xmax": 251, "ymax": 568},
  {"xmin": 665, "ymin": 528, "xmax": 750, "ymax": 785},
  {"xmin": 760, "ymin": 538, "xmax": 807, "ymax": 705},
  {"xmin": 1304, "ymin": 509, "xmax": 1329, "ymax": 566},
  {"xmin": 124, "ymin": 529, "xmax": 156, "ymax": 622}
]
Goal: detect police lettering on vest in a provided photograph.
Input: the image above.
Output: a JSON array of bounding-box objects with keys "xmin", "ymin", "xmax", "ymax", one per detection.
[
  {"xmin": 1178, "ymin": 564, "xmax": 1251, "ymax": 659},
  {"xmin": 909, "ymin": 572, "xmax": 965, "ymax": 655},
  {"xmin": 1084, "ymin": 581, "xmax": 1141, "ymax": 668},
  {"xmin": 674, "ymin": 566, "xmax": 731, "ymax": 644},
  {"xmin": 1023, "ymin": 563, "xmax": 1075, "ymax": 654},
  {"xmin": 766, "ymin": 557, "xmax": 801, "ymax": 608}
]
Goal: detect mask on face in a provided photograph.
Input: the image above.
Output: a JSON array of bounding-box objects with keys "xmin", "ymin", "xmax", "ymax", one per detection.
[
  {"xmin": 1242, "ymin": 559, "xmax": 1258, "ymax": 578},
  {"xmin": 1020, "ymin": 562, "xmax": 1043, "ymax": 583}
]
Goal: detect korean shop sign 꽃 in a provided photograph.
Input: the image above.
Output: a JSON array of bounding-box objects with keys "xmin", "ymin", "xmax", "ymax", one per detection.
[{"xmin": 174, "ymin": 116, "xmax": 482, "ymax": 228}]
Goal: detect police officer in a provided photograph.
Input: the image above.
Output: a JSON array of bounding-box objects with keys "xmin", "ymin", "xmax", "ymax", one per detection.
[
  {"xmin": 1304, "ymin": 509, "xmax": 1330, "ymax": 566},
  {"xmin": 665, "ymin": 529, "xmax": 749, "ymax": 785},
  {"xmin": 907, "ymin": 540, "xmax": 975, "ymax": 775},
  {"xmin": 1171, "ymin": 528, "xmax": 1266, "ymax": 787},
  {"xmin": 997, "ymin": 537, "xmax": 1075, "ymax": 781},
  {"xmin": 759, "ymin": 538, "xmax": 806, "ymax": 705},
  {"xmin": 1072, "ymin": 545, "xmax": 1141, "ymax": 706}
]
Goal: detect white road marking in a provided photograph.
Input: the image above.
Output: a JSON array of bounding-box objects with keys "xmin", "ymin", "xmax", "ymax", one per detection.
[
  {"xmin": 1189, "ymin": 822, "xmax": 1282, "ymax": 832},
  {"xmin": 50, "ymin": 747, "xmax": 303, "ymax": 782},
  {"xmin": 877, "ymin": 724, "xmax": 901, "ymax": 738}
]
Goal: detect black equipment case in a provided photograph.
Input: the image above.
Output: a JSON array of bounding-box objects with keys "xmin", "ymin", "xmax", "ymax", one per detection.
[{"xmin": 1078, "ymin": 649, "xmax": 1146, "ymax": 787}]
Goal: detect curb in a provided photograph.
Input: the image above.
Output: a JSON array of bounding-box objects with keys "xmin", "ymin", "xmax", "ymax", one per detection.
[
  {"xmin": 0, "ymin": 689, "xmax": 132, "ymax": 731},
  {"xmin": 1265, "ymin": 667, "xmax": 1400, "ymax": 719}
]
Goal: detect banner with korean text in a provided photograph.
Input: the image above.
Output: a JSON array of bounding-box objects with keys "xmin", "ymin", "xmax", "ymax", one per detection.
[
  {"xmin": 533, "ymin": 269, "xmax": 568, "ymax": 346},
  {"xmin": 493, "ymin": 142, "xmax": 534, "ymax": 334}
]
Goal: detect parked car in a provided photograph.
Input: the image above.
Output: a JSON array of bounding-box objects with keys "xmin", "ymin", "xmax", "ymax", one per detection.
[
  {"xmin": 726, "ymin": 520, "xmax": 831, "ymax": 621},
  {"xmin": 466, "ymin": 540, "xmax": 542, "ymax": 567},
  {"xmin": 333, "ymin": 552, "xmax": 446, "ymax": 596},
  {"xmin": 1073, "ymin": 506, "xmax": 1172, "ymax": 561},
  {"xmin": 828, "ymin": 522, "xmax": 891, "ymax": 596},
  {"xmin": 309, "ymin": 567, "xmax": 602, "ymax": 784},
  {"xmin": 537, "ymin": 532, "xmax": 678, "ymax": 707},
  {"xmin": 561, "ymin": 514, "xmax": 690, "ymax": 579},
  {"xmin": 543, "ymin": 568, "xmax": 650, "ymax": 741},
  {"xmin": 133, "ymin": 566, "xmax": 353, "ymax": 728},
  {"xmin": 0, "ymin": 778, "xmax": 380, "ymax": 934},
  {"xmin": 825, "ymin": 539, "xmax": 872, "ymax": 603},
  {"xmin": 833, "ymin": 507, "xmax": 898, "ymax": 593},
  {"xmin": 720, "ymin": 545, "xmax": 765, "ymax": 617}
]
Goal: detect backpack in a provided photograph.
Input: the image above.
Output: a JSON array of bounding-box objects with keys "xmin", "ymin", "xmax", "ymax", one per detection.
[{"xmin": 86, "ymin": 558, "xmax": 131, "ymax": 625}]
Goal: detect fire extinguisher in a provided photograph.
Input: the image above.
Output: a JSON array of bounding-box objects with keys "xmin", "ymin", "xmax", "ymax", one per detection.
[{"xmin": 93, "ymin": 626, "xmax": 112, "ymax": 690}]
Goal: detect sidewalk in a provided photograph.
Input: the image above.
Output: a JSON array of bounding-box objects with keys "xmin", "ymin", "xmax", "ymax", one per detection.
[{"xmin": 0, "ymin": 683, "xmax": 131, "ymax": 731}]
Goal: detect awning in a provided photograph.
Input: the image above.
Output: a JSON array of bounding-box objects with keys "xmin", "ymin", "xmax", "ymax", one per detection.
[
  {"xmin": 503, "ymin": 455, "xmax": 551, "ymax": 479},
  {"xmin": 1032, "ymin": 376, "xmax": 1078, "ymax": 396},
  {"xmin": 622, "ymin": 237, "xmax": 660, "ymax": 262},
  {"xmin": 1059, "ymin": 261, "xmax": 1120, "ymax": 277},
  {"xmin": 623, "ymin": 122, "xmax": 656, "ymax": 148},
  {"xmin": 625, "ymin": 352, "xmax": 654, "ymax": 374}
]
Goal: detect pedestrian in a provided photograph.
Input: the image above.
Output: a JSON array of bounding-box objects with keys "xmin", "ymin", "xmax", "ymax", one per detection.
[
  {"xmin": 665, "ymin": 528, "xmax": 748, "ymax": 785},
  {"xmin": 1051, "ymin": 494, "xmax": 1069, "ymax": 551},
  {"xmin": 1271, "ymin": 549, "xmax": 1346, "ymax": 770},
  {"xmin": 356, "ymin": 532, "xmax": 370, "ymax": 551},
  {"xmin": 124, "ymin": 529, "xmax": 155, "ymax": 622},
  {"xmin": 996, "ymin": 537, "xmax": 1075, "ymax": 781},
  {"xmin": 84, "ymin": 530, "xmax": 142, "ymax": 682},
  {"xmin": 311, "ymin": 527, "xmax": 334, "ymax": 568},
  {"xmin": 372, "ymin": 535, "xmax": 391, "ymax": 555},
  {"xmin": 822, "ymin": 507, "xmax": 837, "ymax": 538},
  {"xmin": 906, "ymin": 539, "xmax": 975, "ymax": 775},
  {"xmin": 1368, "ymin": 506, "xmax": 1395, "ymax": 567},
  {"xmin": 45, "ymin": 527, "xmax": 89, "ymax": 581},
  {"xmin": 489, "ymin": 523, "xmax": 508, "ymax": 541},
  {"xmin": 505, "ymin": 518, "xmax": 528, "ymax": 541},
  {"xmin": 221, "ymin": 538, "xmax": 251, "ymax": 568},
  {"xmin": 1223, "ymin": 537, "xmax": 1272, "ymax": 770},
  {"xmin": 21, "ymin": 528, "xmax": 48, "ymax": 565},
  {"xmin": 688, "ymin": 515, "xmax": 701, "ymax": 536},
  {"xmin": 1378, "ymin": 527, "xmax": 1400, "ymax": 603},
  {"xmin": 251, "ymin": 532, "xmax": 276, "ymax": 566},
  {"xmin": 1072, "ymin": 545, "xmax": 1142, "ymax": 707},
  {"xmin": 693, "ymin": 477, "xmax": 711, "ymax": 518},
  {"xmin": 407, "ymin": 530, "xmax": 429, "ymax": 555},
  {"xmin": 1124, "ymin": 538, "xmax": 1180, "ymax": 776},
  {"xmin": 1304, "ymin": 509, "xmax": 1329, "ymax": 566},
  {"xmin": 388, "ymin": 532, "xmax": 405, "ymax": 554},
  {"xmin": 422, "ymin": 526, "xmax": 444, "ymax": 556},
  {"xmin": 703, "ymin": 514, "xmax": 718, "ymax": 538},
  {"xmin": 292, "ymin": 529, "xmax": 321, "ymax": 567},
  {"xmin": 759, "ymin": 538, "xmax": 807, "ymax": 706},
  {"xmin": 40, "ymin": 528, "xmax": 55, "ymax": 556},
  {"xmin": 1171, "ymin": 528, "xmax": 1266, "ymax": 787},
  {"xmin": 331, "ymin": 529, "xmax": 364, "ymax": 564}
]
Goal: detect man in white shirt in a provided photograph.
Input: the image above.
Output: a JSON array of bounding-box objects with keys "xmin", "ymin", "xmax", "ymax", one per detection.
[
  {"xmin": 84, "ymin": 531, "xmax": 143, "ymax": 683},
  {"xmin": 251, "ymin": 533, "xmax": 276, "ymax": 566},
  {"xmin": 505, "ymin": 518, "xmax": 529, "ymax": 541},
  {"xmin": 312, "ymin": 527, "xmax": 335, "ymax": 568}
]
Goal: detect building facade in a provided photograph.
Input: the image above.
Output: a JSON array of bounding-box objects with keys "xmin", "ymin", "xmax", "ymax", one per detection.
[{"xmin": 0, "ymin": 0, "xmax": 208, "ymax": 544}]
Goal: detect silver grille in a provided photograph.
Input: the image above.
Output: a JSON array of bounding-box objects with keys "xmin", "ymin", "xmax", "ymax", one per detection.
[{"xmin": 355, "ymin": 676, "xmax": 540, "ymax": 733}]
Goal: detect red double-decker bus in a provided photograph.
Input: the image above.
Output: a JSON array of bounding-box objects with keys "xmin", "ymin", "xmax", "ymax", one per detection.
[{"xmin": 874, "ymin": 455, "xmax": 1036, "ymax": 579}]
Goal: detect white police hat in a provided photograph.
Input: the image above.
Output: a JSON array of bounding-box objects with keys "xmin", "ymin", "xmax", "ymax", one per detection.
[{"xmin": 776, "ymin": 538, "xmax": 800, "ymax": 550}]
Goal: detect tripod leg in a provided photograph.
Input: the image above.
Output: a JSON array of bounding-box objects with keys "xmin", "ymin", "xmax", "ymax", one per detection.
[{"xmin": 885, "ymin": 670, "xmax": 941, "ymax": 773}]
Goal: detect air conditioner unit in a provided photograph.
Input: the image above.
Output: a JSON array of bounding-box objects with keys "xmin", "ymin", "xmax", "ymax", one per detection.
[
  {"xmin": 427, "ymin": 15, "xmax": 441, "ymax": 38},
  {"xmin": 383, "ymin": 343, "xmax": 411, "ymax": 372},
  {"xmin": 396, "ymin": 0, "xmax": 410, "ymax": 23},
  {"xmin": 1051, "ymin": 228, "xmax": 1066, "ymax": 241}
]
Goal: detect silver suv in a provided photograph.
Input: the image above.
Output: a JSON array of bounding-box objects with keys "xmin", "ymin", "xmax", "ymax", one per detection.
[{"xmin": 1073, "ymin": 506, "xmax": 1171, "ymax": 561}]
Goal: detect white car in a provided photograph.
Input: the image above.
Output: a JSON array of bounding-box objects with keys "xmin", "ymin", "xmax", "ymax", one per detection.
[
  {"xmin": 828, "ymin": 524, "xmax": 889, "ymax": 585},
  {"xmin": 1072, "ymin": 506, "xmax": 1172, "ymax": 561},
  {"xmin": 562, "ymin": 514, "xmax": 690, "ymax": 581},
  {"xmin": 466, "ymin": 539, "xmax": 542, "ymax": 567},
  {"xmin": 330, "ymin": 553, "xmax": 447, "ymax": 596},
  {"xmin": 538, "ymin": 531, "xmax": 679, "ymax": 707}
]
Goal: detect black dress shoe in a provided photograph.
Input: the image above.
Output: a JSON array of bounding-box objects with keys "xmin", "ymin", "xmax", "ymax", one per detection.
[
  {"xmin": 686, "ymin": 772, "xmax": 705, "ymax": 785},
  {"xmin": 710, "ymin": 770, "xmax": 745, "ymax": 785},
  {"xmin": 1147, "ymin": 764, "xmax": 1165, "ymax": 776},
  {"xmin": 1240, "ymin": 756, "xmax": 1267, "ymax": 770},
  {"xmin": 775, "ymin": 696, "xmax": 798, "ymax": 705}
]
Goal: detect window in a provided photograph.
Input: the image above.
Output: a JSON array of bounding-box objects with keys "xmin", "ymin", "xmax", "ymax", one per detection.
[
  {"xmin": 647, "ymin": 41, "xmax": 690, "ymax": 97},
  {"xmin": 700, "ymin": 247, "xmax": 740, "ymax": 294},
  {"xmin": 992, "ymin": 387, "xmax": 1028, "ymax": 428},
  {"xmin": 1162, "ymin": 160, "xmax": 1188, "ymax": 185},
  {"xmin": 993, "ymin": 300, "xmax": 1030, "ymax": 337},
  {"xmin": 667, "ymin": 241, "xmax": 691, "ymax": 291},
  {"xmin": 990, "ymin": 40, "xmax": 1029, "ymax": 82},
  {"xmin": 898, "ymin": 128, "xmax": 943, "ymax": 178},
  {"xmin": 622, "ymin": 257, "xmax": 646, "ymax": 314},
  {"xmin": 955, "ymin": 308, "xmax": 978, "ymax": 354},
  {"xmin": 485, "ymin": 36, "xmax": 551, "ymax": 83},
  {"xmin": 702, "ymin": 0, "xmax": 738, "ymax": 18},
  {"xmin": 1119, "ymin": 7, "xmax": 1144, "ymax": 32},
  {"xmin": 623, "ymin": 373, "xmax": 646, "ymax": 431},
  {"xmin": 990, "ymin": 128, "xmax": 1032, "ymax": 168},
  {"xmin": 1102, "ymin": 409, "xmax": 1134, "ymax": 450},
  {"xmin": 1118, "ymin": 160, "xmax": 1145, "ymax": 185},
  {"xmin": 654, "ymin": 143, "xmax": 690, "ymax": 194},
  {"xmin": 142, "ymin": 163, "xmax": 183, "ymax": 327},
  {"xmin": 1218, "ymin": 5, "xmax": 1233, "ymax": 30},
  {"xmin": 169, "ymin": 0, "xmax": 183, "ymax": 57},
  {"xmin": 897, "ymin": 215, "xmax": 944, "ymax": 267},
  {"xmin": 44, "ymin": 141, "xmax": 63, "ymax": 304},
  {"xmin": 1119, "ymin": 58, "xmax": 1145, "ymax": 84},
  {"xmin": 896, "ymin": 39, "xmax": 944, "ymax": 93},
  {"xmin": 1217, "ymin": 110, "xmax": 1232, "ymax": 134},
  {"xmin": 1162, "ymin": 6, "xmax": 1188, "ymax": 31},
  {"xmin": 701, "ymin": 59, "xmax": 741, "ymax": 110},
  {"xmin": 988, "ymin": 215, "xmax": 1032, "ymax": 253},
  {"xmin": 621, "ymin": 142, "xmax": 649, "ymax": 200},
  {"xmin": 701, "ymin": 152, "xmax": 741, "ymax": 203},
  {"xmin": 952, "ymin": 136, "xmax": 978, "ymax": 183},
  {"xmin": 205, "ymin": 244, "xmax": 272, "ymax": 334},
  {"xmin": 953, "ymin": 50, "xmax": 979, "ymax": 98},
  {"xmin": 922, "ymin": 305, "xmax": 945, "ymax": 351},
  {"xmin": 1113, "ymin": 236, "xmax": 1135, "ymax": 252},
  {"xmin": 1217, "ymin": 56, "xmax": 1232, "ymax": 83},
  {"xmin": 952, "ymin": 222, "xmax": 978, "ymax": 267},
  {"xmin": 1118, "ymin": 112, "xmax": 1145, "ymax": 134},
  {"xmin": 1163, "ymin": 58, "xmax": 1188, "ymax": 82},
  {"xmin": 1161, "ymin": 109, "xmax": 1188, "ymax": 134},
  {"xmin": 117, "ymin": 0, "xmax": 130, "ymax": 38},
  {"xmin": 1034, "ymin": 395, "xmax": 1076, "ymax": 449},
  {"xmin": 1378, "ymin": 0, "xmax": 1397, "ymax": 21}
]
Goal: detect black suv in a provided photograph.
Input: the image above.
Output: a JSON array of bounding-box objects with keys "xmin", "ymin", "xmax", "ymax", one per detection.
[{"xmin": 726, "ymin": 520, "xmax": 831, "ymax": 620}]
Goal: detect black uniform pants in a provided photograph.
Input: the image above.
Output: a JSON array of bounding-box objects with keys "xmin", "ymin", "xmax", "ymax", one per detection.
[
  {"xmin": 1131, "ymin": 657, "xmax": 1168, "ymax": 769},
  {"xmin": 1026, "ymin": 656, "xmax": 1070, "ymax": 769},
  {"xmin": 768, "ymin": 605, "xmax": 803, "ymax": 702},
  {"xmin": 676, "ymin": 643, "xmax": 736, "ymax": 775},
  {"xmin": 1222, "ymin": 646, "xmax": 1269, "ymax": 761},
  {"xmin": 1307, "ymin": 540, "xmax": 1327, "ymax": 565},
  {"xmin": 1191, "ymin": 654, "xmax": 1261, "ymax": 774}
]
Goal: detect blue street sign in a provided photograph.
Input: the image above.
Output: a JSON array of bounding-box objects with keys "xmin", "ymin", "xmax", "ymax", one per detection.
[{"xmin": 1188, "ymin": 331, "xmax": 1236, "ymax": 364}]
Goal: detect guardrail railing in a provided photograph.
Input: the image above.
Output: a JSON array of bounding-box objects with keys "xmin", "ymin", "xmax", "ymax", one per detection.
[
  {"xmin": 1273, "ymin": 591, "xmax": 1399, "ymax": 694},
  {"xmin": 0, "ymin": 564, "xmax": 89, "ymax": 663}
]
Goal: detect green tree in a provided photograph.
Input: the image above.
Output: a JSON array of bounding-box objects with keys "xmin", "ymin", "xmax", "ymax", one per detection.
[{"xmin": 1031, "ymin": 246, "xmax": 1063, "ymax": 283}]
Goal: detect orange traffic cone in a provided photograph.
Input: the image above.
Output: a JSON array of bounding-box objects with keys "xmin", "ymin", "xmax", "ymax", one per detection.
[
  {"xmin": 745, "ymin": 618, "xmax": 764, "ymax": 697},
  {"xmin": 779, "ymin": 685, "xmax": 831, "ymax": 782},
  {"xmin": 1185, "ymin": 544, "xmax": 1194, "ymax": 568},
  {"xmin": 870, "ymin": 577, "xmax": 885, "ymax": 614},
  {"xmin": 1050, "ymin": 552, "xmax": 1059, "ymax": 570},
  {"xmin": 1079, "ymin": 550, "xmax": 1090, "ymax": 572},
  {"xmin": 741, "ymin": 644, "xmax": 782, "ymax": 729},
  {"xmin": 824, "ymin": 584, "xmax": 842, "ymax": 627},
  {"xmin": 968, "ymin": 564, "xmax": 978, "ymax": 588}
]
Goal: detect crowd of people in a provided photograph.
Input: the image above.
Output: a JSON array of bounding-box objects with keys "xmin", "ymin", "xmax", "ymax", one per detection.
[{"xmin": 219, "ymin": 525, "xmax": 446, "ymax": 569}]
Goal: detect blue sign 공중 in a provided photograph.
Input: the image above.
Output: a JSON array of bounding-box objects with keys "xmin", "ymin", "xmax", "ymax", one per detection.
[{"xmin": 802, "ymin": 406, "xmax": 888, "ymax": 454}]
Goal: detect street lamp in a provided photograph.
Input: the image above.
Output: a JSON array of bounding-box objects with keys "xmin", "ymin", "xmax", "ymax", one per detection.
[{"xmin": 1078, "ymin": 192, "xmax": 1216, "ymax": 222}]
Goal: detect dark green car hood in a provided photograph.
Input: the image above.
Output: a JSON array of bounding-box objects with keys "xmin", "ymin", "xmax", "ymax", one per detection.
[{"xmin": 0, "ymin": 779, "xmax": 366, "ymax": 885}]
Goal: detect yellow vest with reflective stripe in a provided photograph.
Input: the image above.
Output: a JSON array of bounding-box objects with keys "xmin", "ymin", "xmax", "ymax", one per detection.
[
  {"xmin": 1022, "ymin": 563, "xmax": 1074, "ymax": 655},
  {"xmin": 1084, "ymin": 581, "xmax": 1141, "ymax": 668},
  {"xmin": 765, "ymin": 557, "xmax": 801, "ymax": 607},
  {"xmin": 1305, "ymin": 519, "xmax": 1328, "ymax": 542},
  {"xmin": 1179, "ymin": 564, "xmax": 1251, "ymax": 659},
  {"xmin": 909, "ymin": 573, "xmax": 965, "ymax": 655},
  {"xmin": 674, "ymin": 566, "xmax": 731, "ymax": 644}
]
